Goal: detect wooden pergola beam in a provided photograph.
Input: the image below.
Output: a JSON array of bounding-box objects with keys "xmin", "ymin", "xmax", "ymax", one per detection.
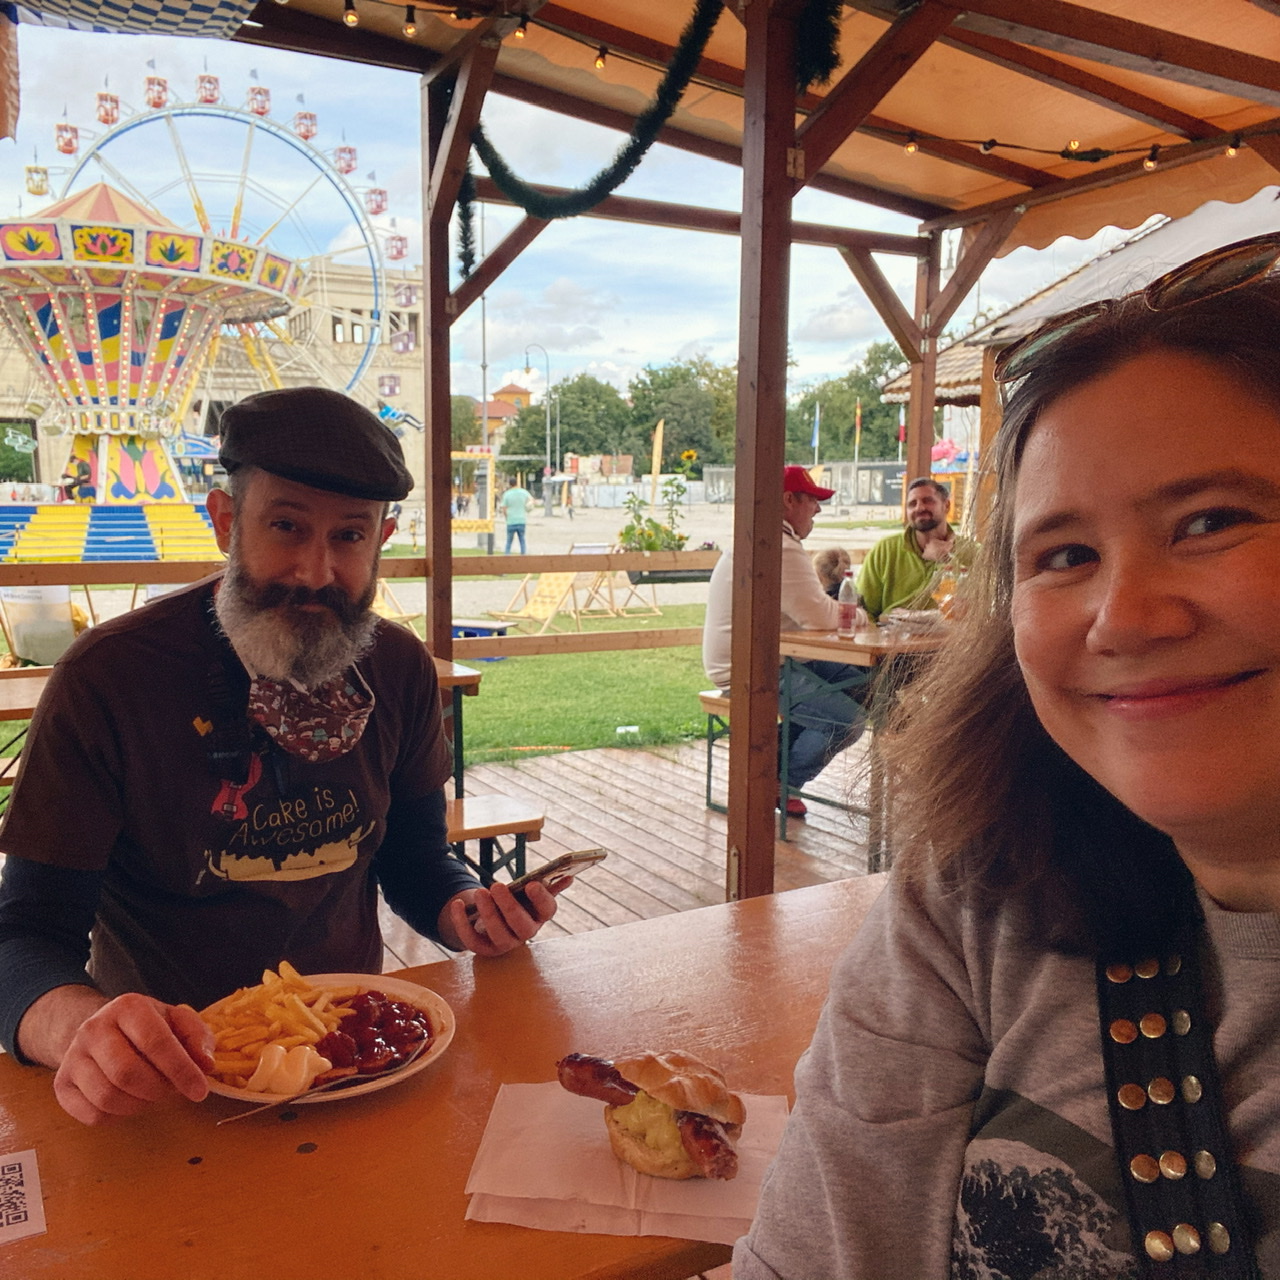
[
  {"xmin": 427, "ymin": 38, "xmax": 500, "ymax": 215},
  {"xmin": 471, "ymin": 175, "xmax": 928, "ymax": 256},
  {"xmin": 930, "ymin": 209, "xmax": 1022, "ymax": 336},
  {"xmin": 951, "ymin": 0, "xmax": 1280, "ymax": 107},
  {"xmin": 793, "ymin": 1, "xmax": 959, "ymax": 186},
  {"xmin": 941, "ymin": 28, "xmax": 1220, "ymax": 140},
  {"xmin": 858, "ymin": 114, "xmax": 1056, "ymax": 188},
  {"xmin": 533, "ymin": 1, "xmax": 749, "ymax": 95},
  {"xmin": 921, "ymin": 125, "xmax": 1279, "ymax": 232},
  {"xmin": 448, "ymin": 214, "xmax": 550, "ymax": 321},
  {"xmin": 487, "ymin": 72, "xmax": 948, "ymax": 220},
  {"xmin": 838, "ymin": 247, "xmax": 923, "ymax": 365}
]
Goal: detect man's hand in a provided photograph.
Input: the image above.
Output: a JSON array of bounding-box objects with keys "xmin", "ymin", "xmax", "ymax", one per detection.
[
  {"xmin": 21, "ymin": 986, "xmax": 214, "ymax": 1125},
  {"xmin": 440, "ymin": 879, "xmax": 560, "ymax": 957}
]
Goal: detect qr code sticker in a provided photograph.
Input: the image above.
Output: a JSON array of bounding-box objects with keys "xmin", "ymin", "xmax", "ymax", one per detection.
[
  {"xmin": 0, "ymin": 1151, "xmax": 44, "ymax": 1244},
  {"xmin": 0, "ymin": 1161, "xmax": 28, "ymax": 1226}
]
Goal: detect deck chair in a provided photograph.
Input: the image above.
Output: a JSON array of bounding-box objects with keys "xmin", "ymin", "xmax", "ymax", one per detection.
[
  {"xmin": 372, "ymin": 579, "xmax": 423, "ymax": 630},
  {"xmin": 0, "ymin": 586, "xmax": 82, "ymax": 665},
  {"xmin": 490, "ymin": 572, "xmax": 582, "ymax": 634},
  {"xmin": 567, "ymin": 542, "xmax": 622, "ymax": 619}
]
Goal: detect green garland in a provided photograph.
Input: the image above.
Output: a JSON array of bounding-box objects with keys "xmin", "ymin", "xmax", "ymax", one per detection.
[
  {"xmin": 456, "ymin": 162, "xmax": 476, "ymax": 279},
  {"xmin": 471, "ymin": 0, "xmax": 723, "ymax": 222},
  {"xmin": 454, "ymin": 0, "xmax": 844, "ymax": 267},
  {"xmin": 795, "ymin": 0, "xmax": 844, "ymax": 91}
]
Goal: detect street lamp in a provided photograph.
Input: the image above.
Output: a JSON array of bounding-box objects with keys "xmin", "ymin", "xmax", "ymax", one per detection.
[{"xmin": 525, "ymin": 343, "xmax": 552, "ymax": 513}]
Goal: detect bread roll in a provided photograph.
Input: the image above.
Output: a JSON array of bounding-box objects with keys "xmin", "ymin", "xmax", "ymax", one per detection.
[
  {"xmin": 613, "ymin": 1049, "xmax": 746, "ymax": 1131},
  {"xmin": 603, "ymin": 1049, "xmax": 746, "ymax": 1179}
]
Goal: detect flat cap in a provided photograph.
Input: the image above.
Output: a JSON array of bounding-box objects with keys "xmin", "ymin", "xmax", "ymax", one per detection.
[{"xmin": 219, "ymin": 387, "xmax": 413, "ymax": 501}]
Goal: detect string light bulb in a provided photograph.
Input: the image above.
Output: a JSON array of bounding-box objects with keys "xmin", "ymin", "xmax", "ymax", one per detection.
[
  {"xmin": 1143, "ymin": 144, "xmax": 1160, "ymax": 171},
  {"xmin": 904, "ymin": 132, "xmax": 919, "ymax": 155},
  {"xmin": 342, "ymin": 0, "xmax": 359, "ymax": 26},
  {"xmin": 1066, "ymin": 138, "xmax": 1081, "ymax": 152},
  {"xmin": 402, "ymin": 4, "xmax": 416, "ymax": 36},
  {"xmin": 1226, "ymin": 133, "xmax": 1242, "ymax": 157},
  {"xmin": 594, "ymin": 45, "xmax": 608, "ymax": 69},
  {"xmin": 514, "ymin": 13, "xmax": 527, "ymax": 37}
]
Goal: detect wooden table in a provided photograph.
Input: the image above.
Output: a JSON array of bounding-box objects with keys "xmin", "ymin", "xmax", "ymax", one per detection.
[
  {"xmin": 777, "ymin": 626, "xmax": 947, "ymax": 853},
  {"xmin": 0, "ymin": 875, "xmax": 887, "ymax": 1280},
  {"xmin": 433, "ymin": 656, "xmax": 483, "ymax": 799},
  {"xmin": 0, "ymin": 668, "xmax": 50, "ymax": 805},
  {"xmin": 0, "ymin": 669, "xmax": 50, "ymax": 722},
  {"xmin": 778, "ymin": 624, "xmax": 946, "ymax": 667}
]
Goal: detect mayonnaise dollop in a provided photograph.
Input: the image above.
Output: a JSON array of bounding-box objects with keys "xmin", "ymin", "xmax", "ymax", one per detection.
[{"xmin": 244, "ymin": 1043, "xmax": 332, "ymax": 1095}]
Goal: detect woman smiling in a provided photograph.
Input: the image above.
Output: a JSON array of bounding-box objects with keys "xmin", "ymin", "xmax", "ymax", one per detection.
[{"xmin": 736, "ymin": 237, "xmax": 1280, "ymax": 1279}]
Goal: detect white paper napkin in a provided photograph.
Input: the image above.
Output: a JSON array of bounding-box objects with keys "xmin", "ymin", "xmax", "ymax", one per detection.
[{"xmin": 465, "ymin": 1082, "xmax": 789, "ymax": 1245}]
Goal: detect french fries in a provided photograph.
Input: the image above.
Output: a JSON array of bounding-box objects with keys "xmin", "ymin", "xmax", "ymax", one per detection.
[{"xmin": 201, "ymin": 960, "xmax": 361, "ymax": 1091}]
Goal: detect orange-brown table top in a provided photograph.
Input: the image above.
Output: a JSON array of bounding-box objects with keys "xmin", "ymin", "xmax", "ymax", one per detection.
[
  {"xmin": 0, "ymin": 876, "xmax": 886, "ymax": 1280},
  {"xmin": 779, "ymin": 625, "xmax": 948, "ymax": 667}
]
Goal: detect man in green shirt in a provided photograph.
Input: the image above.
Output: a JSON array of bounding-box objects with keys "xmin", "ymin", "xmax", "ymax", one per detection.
[
  {"xmin": 499, "ymin": 480, "xmax": 533, "ymax": 554},
  {"xmin": 856, "ymin": 477, "xmax": 977, "ymax": 621}
]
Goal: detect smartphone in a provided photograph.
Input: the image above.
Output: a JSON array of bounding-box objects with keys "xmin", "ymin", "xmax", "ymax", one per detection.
[
  {"xmin": 508, "ymin": 848, "xmax": 607, "ymax": 902},
  {"xmin": 464, "ymin": 849, "xmax": 607, "ymax": 920}
]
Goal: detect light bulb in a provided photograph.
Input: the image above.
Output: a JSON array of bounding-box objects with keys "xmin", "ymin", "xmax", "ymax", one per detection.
[
  {"xmin": 1226, "ymin": 134, "xmax": 1241, "ymax": 157},
  {"xmin": 594, "ymin": 46, "xmax": 607, "ymax": 69},
  {"xmin": 515, "ymin": 14, "xmax": 527, "ymax": 37},
  {"xmin": 402, "ymin": 4, "xmax": 416, "ymax": 35},
  {"xmin": 1067, "ymin": 138, "xmax": 1080, "ymax": 152},
  {"xmin": 904, "ymin": 134, "xmax": 918, "ymax": 155},
  {"xmin": 342, "ymin": 0, "xmax": 359, "ymax": 25},
  {"xmin": 1143, "ymin": 145, "xmax": 1159, "ymax": 171}
]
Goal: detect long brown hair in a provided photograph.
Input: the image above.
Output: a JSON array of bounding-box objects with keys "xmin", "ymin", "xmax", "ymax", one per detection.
[{"xmin": 878, "ymin": 280, "xmax": 1280, "ymax": 947}]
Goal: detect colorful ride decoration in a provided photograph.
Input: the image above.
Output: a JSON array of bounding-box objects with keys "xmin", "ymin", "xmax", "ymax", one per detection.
[{"xmin": 0, "ymin": 182, "xmax": 300, "ymax": 503}]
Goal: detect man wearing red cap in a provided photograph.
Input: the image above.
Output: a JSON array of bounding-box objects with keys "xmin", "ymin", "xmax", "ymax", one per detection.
[{"xmin": 703, "ymin": 466, "xmax": 868, "ymax": 817}]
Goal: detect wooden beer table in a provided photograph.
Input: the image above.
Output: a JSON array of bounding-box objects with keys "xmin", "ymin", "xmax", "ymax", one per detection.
[
  {"xmin": 432, "ymin": 656, "xmax": 483, "ymax": 798},
  {"xmin": 777, "ymin": 625, "xmax": 947, "ymax": 857},
  {"xmin": 0, "ymin": 876, "xmax": 886, "ymax": 1280}
]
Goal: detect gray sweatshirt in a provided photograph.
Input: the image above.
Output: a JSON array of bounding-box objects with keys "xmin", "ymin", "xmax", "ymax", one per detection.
[{"xmin": 734, "ymin": 871, "xmax": 1280, "ymax": 1278}]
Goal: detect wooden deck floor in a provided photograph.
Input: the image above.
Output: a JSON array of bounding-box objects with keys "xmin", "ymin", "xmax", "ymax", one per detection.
[{"xmin": 380, "ymin": 734, "xmax": 879, "ymax": 967}]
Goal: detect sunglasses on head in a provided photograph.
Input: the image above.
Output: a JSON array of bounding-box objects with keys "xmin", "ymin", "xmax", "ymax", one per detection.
[{"xmin": 993, "ymin": 232, "xmax": 1280, "ymax": 385}]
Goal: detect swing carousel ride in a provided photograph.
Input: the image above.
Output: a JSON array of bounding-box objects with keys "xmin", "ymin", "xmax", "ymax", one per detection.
[{"xmin": 0, "ymin": 68, "xmax": 413, "ymax": 505}]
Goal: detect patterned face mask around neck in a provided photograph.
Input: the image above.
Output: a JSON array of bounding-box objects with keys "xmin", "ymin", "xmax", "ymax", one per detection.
[{"xmin": 246, "ymin": 667, "xmax": 374, "ymax": 763}]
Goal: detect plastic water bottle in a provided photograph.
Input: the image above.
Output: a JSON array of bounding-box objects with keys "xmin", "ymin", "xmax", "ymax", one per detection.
[{"xmin": 837, "ymin": 570, "xmax": 859, "ymax": 638}]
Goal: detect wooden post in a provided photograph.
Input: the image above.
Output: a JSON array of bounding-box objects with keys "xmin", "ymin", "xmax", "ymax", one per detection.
[
  {"xmin": 905, "ymin": 232, "xmax": 941, "ymax": 485},
  {"xmin": 975, "ymin": 344, "xmax": 1003, "ymax": 537},
  {"xmin": 421, "ymin": 42, "xmax": 498, "ymax": 656},
  {"xmin": 727, "ymin": 0, "xmax": 799, "ymax": 902}
]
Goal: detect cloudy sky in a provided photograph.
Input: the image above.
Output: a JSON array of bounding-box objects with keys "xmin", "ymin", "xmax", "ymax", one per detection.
[{"xmin": 1, "ymin": 21, "xmax": 1135, "ymax": 403}]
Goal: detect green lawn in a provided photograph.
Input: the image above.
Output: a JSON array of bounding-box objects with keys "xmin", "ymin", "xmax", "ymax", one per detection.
[{"xmin": 455, "ymin": 602, "xmax": 709, "ymax": 764}]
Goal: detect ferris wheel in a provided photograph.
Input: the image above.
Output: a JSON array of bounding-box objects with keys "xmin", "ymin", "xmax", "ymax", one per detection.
[{"xmin": 41, "ymin": 79, "xmax": 411, "ymax": 416}]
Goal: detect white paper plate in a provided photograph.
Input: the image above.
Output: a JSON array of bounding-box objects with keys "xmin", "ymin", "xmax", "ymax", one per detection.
[{"xmin": 203, "ymin": 973, "xmax": 455, "ymax": 1105}]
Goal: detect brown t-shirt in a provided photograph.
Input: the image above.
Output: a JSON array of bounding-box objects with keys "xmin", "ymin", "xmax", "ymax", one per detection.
[{"xmin": 0, "ymin": 579, "xmax": 456, "ymax": 1008}]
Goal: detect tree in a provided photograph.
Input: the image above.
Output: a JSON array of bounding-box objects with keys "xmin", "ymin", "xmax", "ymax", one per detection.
[
  {"xmin": 450, "ymin": 395, "xmax": 481, "ymax": 450},
  {"xmin": 627, "ymin": 356, "xmax": 737, "ymax": 475},
  {"xmin": 787, "ymin": 341, "xmax": 906, "ymax": 461},
  {"xmin": 500, "ymin": 372, "xmax": 632, "ymax": 466},
  {"xmin": 0, "ymin": 421, "xmax": 35, "ymax": 483}
]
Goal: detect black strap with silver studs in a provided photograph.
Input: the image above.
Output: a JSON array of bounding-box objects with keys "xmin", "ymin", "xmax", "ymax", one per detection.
[{"xmin": 1096, "ymin": 944, "xmax": 1260, "ymax": 1277}]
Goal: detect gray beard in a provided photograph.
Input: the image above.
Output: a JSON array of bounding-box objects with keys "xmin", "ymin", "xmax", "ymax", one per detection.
[{"xmin": 214, "ymin": 542, "xmax": 379, "ymax": 689}]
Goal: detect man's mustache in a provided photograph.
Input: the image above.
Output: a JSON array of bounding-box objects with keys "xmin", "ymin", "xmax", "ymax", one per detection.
[{"xmin": 253, "ymin": 581, "xmax": 363, "ymax": 624}]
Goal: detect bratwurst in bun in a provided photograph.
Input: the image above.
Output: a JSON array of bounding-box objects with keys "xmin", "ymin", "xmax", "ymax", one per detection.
[{"xmin": 557, "ymin": 1049, "xmax": 746, "ymax": 1180}]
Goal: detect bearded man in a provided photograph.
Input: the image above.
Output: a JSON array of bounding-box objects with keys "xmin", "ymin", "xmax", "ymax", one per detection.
[
  {"xmin": 856, "ymin": 476, "xmax": 978, "ymax": 621},
  {"xmin": 0, "ymin": 387, "xmax": 557, "ymax": 1125}
]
